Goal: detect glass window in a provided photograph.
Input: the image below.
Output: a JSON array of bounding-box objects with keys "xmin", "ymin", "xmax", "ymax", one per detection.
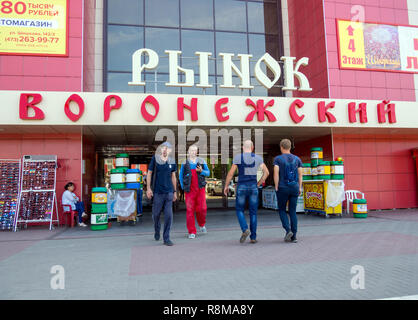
[
  {"xmin": 145, "ymin": 73, "xmax": 181, "ymax": 94},
  {"xmin": 145, "ymin": 28, "xmax": 180, "ymax": 70},
  {"xmin": 105, "ymin": 0, "xmax": 284, "ymax": 97},
  {"xmin": 263, "ymin": 2, "xmax": 278, "ymax": 35},
  {"xmin": 181, "ymin": 0, "xmax": 214, "ymax": 30},
  {"xmin": 217, "ymin": 76, "xmax": 250, "ymax": 96},
  {"xmin": 249, "ymin": 33, "xmax": 267, "ymax": 74},
  {"xmin": 108, "ymin": 26, "xmax": 143, "ymax": 72},
  {"xmin": 181, "ymin": 76, "xmax": 217, "ymax": 95},
  {"xmin": 249, "ymin": 34, "xmax": 282, "ymax": 89},
  {"xmin": 181, "ymin": 30, "xmax": 215, "ymax": 75},
  {"xmin": 250, "ymin": 79, "xmax": 268, "ymax": 97},
  {"xmin": 216, "ymin": 32, "xmax": 248, "ymax": 73},
  {"xmin": 216, "ymin": 32, "xmax": 248, "ymax": 54},
  {"xmin": 145, "ymin": 0, "xmax": 179, "ymax": 27},
  {"xmin": 247, "ymin": 2, "xmax": 265, "ymax": 34},
  {"xmin": 108, "ymin": 0, "xmax": 143, "ymax": 25},
  {"xmin": 108, "ymin": 72, "xmax": 145, "ymax": 93},
  {"xmin": 214, "ymin": 0, "xmax": 246, "ymax": 32}
]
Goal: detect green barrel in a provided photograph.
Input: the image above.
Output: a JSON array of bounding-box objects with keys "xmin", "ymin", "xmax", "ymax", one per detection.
[
  {"xmin": 91, "ymin": 203, "xmax": 107, "ymax": 213},
  {"xmin": 110, "ymin": 168, "xmax": 126, "ymax": 189},
  {"xmin": 302, "ymin": 163, "xmax": 312, "ymax": 181},
  {"xmin": 310, "ymin": 147, "xmax": 323, "ymax": 166},
  {"xmin": 91, "ymin": 186, "xmax": 108, "ymax": 230},
  {"xmin": 320, "ymin": 161, "xmax": 331, "ymax": 180},
  {"xmin": 353, "ymin": 199, "xmax": 368, "ymax": 218},
  {"xmin": 115, "ymin": 153, "xmax": 129, "ymax": 169},
  {"xmin": 91, "ymin": 187, "xmax": 108, "ymax": 204},
  {"xmin": 331, "ymin": 161, "xmax": 344, "ymax": 180},
  {"xmin": 90, "ymin": 212, "xmax": 108, "ymax": 230}
]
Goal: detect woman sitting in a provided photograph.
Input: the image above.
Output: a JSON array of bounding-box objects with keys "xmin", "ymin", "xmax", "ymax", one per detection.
[{"xmin": 62, "ymin": 182, "xmax": 88, "ymax": 227}]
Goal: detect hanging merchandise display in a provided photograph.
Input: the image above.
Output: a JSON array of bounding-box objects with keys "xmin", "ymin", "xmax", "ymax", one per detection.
[
  {"xmin": 14, "ymin": 155, "xmax": 59, "ymax": 231},
  {"xmin": 0, "ymin": 159, "xmax": 21, "ymax": 231}
]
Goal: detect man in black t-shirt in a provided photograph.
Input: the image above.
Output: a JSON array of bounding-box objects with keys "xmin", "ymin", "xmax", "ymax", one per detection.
[
  {"xmin": 273, "ymin": 139, "xmax": 303, "ymax": 243},
  {"xmin": 147, "ymin": 142, "xmax": 177, "ymax": 246}
]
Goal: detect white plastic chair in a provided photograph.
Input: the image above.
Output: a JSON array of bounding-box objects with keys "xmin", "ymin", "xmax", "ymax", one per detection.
[{"xmin": 344, "ymin": 190, "xmax": 365, "ymax": 214}]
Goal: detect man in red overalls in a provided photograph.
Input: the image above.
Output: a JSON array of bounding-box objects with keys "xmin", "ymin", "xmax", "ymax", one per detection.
[{"xmin": 179, "ymin": 145, "xmax": 210, "ymax": 239}]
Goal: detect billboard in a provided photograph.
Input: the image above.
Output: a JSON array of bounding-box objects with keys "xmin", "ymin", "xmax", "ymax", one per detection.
[
  {"xmin": 0, "ymin": 0, "xmax": 68, "ymax": 56},
  {"xmin": 337, "ymin": 19, "xmax": 418, "ymax": 73}
]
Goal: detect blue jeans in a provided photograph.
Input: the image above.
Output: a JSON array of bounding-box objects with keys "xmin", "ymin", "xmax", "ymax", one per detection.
[
  {"xmin": 152, "ymin": 193, "xmax": 174, "ymax": 242},
  {"xmin": 235, "ymin": 184, "xmax": 259, "ymax": 240},
  {"xmin": 276, "ymin": 183, "xmax": 299, "ymax": 235},
  {"xmin": 75, "ymin": 201, "xmax": 85, "ymax": 223}
]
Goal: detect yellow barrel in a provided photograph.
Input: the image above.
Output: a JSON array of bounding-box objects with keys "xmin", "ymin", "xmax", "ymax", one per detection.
[{"xmin": 353, "ymin": 199, "xmax": 368, "ymax": 218}]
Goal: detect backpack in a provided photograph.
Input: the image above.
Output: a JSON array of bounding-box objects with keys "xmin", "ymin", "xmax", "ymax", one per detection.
[{"xmin": 281, "ymin": 155, "xmax": 298, "ymax": 186}]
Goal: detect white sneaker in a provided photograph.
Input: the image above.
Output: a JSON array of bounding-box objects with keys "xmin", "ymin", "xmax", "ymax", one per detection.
[
  {"xmin": 200, "ymin": 226, "xmax": 207, "ymax": 233},
  {"xmin": 78, "ymin": 222, "xmax": 87, "ymax": 227},
  {"xmin": 82, "ymin": 212, "xmax": 88, "ymax": 218},
  {"xmin": 188, "ymin": 233, "xmax": 196, "ymax": 239}
]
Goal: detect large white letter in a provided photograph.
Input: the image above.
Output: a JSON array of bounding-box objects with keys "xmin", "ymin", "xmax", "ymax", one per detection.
[
  {"xmin": 165, "ymin": 50, "xmax": 194, "ymax": 87},
  {"xmin": 281, "ymin": 56, "xmax": 312, "ymax": 92},
  {"xmin": 219, "ymin": 53, "xmax": 254, "ymax": 89},
  {"xmin": 350, "ymin": 265, "xmax": 365, "ymax": 290},
  {"xmin": 129, "ymin": 48, "xmax": 159, "ymax": 86},
  {"xmin": 196, "ymin": 51, "xmax": 213, "ymax": 88},
  {"xmin": 50, "ymin": 265, "xmax": 65, "ymax": 290},
  {"xmin": 254, "ymin": 53, "xmax": 281, "ymax": 89}
]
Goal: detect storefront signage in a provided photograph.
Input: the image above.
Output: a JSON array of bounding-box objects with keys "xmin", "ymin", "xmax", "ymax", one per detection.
[
  {"xmin": 129, "ymin": 48, "xmax": 312, "ymax": 91},
  {"xmin": 337, "ymin": 19, "xmax": 418, "ymax": 73},
  {"xmin": 0, "ymin": 0, "xmax": 68, "ymax": 56},
  {"xmin": 1, "ymin": 91, "xmax": 416, "ymax": 128}
]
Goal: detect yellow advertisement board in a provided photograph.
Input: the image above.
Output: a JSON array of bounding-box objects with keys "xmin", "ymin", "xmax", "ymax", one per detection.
[
  {"xmin": 337, "ymin": 20, "xmax": 366, "ymax": 69},
  {"xmin": 337, "ymin": 19, "xmax": 418, "ymax": 73},
  {"xmin": 0, "ymin": 0, "xmax": 68, "ymax": 56}
]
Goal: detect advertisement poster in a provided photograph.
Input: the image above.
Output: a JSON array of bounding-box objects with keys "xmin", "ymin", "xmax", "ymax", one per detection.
[
  {"xmin": 337, "ymin": 19, "xmax": 418, "ymax": 73},
  {"xmin": 303, "ymin": 181, "xmax": 325, "ymax": 212},
  {"xmin": 0, "ymin": 0, "xmax": 68, "ymax": 56}
]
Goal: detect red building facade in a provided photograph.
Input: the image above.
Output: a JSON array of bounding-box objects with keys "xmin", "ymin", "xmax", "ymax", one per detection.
[{"xmin": 0, "ymin": 0, "xmax": 417, "ymax": 224}]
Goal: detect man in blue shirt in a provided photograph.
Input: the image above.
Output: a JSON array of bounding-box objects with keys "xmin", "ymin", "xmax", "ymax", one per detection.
[
  {"xmin": 273, "ymin": 139, "xmax": 303, "ymax": 243},
  {"xmin": 224, "ymin": 140, "xmax": 269, "ymax": 244},
  {"xmin": 146, "ymin": 142, "xmax": 177, "ymax": 246},
  {"xmin": 179, "ymin": 144, "xmax": 210, "ymax": 239}
]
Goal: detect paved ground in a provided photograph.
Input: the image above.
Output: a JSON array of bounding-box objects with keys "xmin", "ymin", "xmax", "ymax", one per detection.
[{"xmin": 1, "ymin": 208, "xmax": 418, "ymax": 300}]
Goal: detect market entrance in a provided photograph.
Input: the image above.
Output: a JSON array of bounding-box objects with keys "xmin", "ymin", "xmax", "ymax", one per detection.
[{"xmin": 82, "ymin": 125, "xmax": 333, "ymax": 214}]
